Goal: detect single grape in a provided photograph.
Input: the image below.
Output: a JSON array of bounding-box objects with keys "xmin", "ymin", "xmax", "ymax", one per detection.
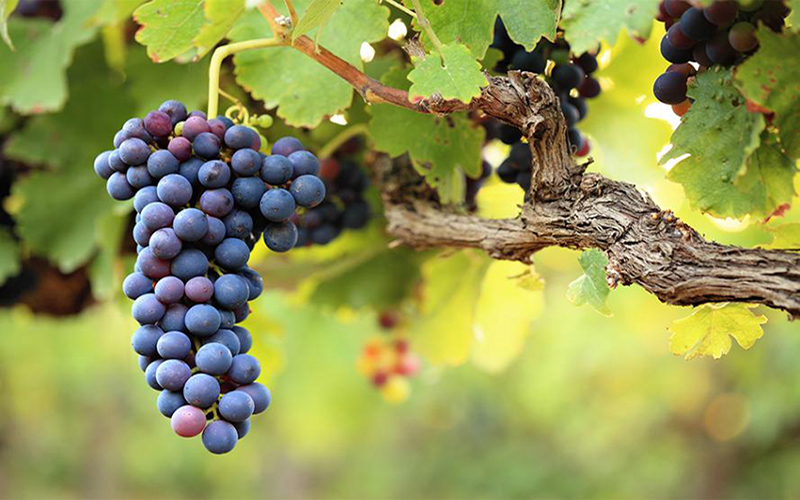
[
  {"xmin": 131, "ymin": 324, "xmax": 164, "ymax": 357},
  {"xmin": 157, "ymin": 174, "xmax": 193, "ymax": 207},
  {"xmin": 667, "ymin": 22, "xmax": 696, "ymax": 49},
  {"xmin": 171, "ymin": 405, "xmax": 207, "ymax": 437},
  {"xmin": 214, "ymin": 274, "xmax": 250, "ymax": 309},
  {"xmin": 236, "ymin": 383, "xmax": 271, "ymax": 413},
  {"xmin": 199, "ymin": 188, "xmax": 234, "ymax": 218},
  {"xmin": 260, "ymin": 188, "xmax": 296, "ymax": 222},
  {"xmin": 290, "ymin": 175, "xmax": 326, "ymax": 208},
  {"xmin": 264, "ymin": 221, "xmax": 298, "ymax": 252},
  {"xmin": 575, "ymin": 52, "xmax": 598, "ymax": 74},
  {"xmin": 171, "ymin": 248, "xmax": 210, "ymax": 281},
  {"xmin": 155, "ymin": 359, "xmax": 192, "ymax": 391},
  {"xmin": 577, "ymin": 77, "xmax": 601, "ymax": 99},
  {"xmin": 132, "ymin": 222, "xmax": 153, "ymax": 247},
  {"xmin": 93, "ymin": 151, "xmax": 114, "ymax": 179},
  {"xmin": 185, "ymin": 304, "xmax": 222, "ymax": 336},
  {"xmin": 706, "ymin": 29, "xmax": 737, "ymax": 65},
  {"xmin": 141, "ymin": 202, "xmax": 175, "ymax": 231},
  {"xmin": 231, "ymin": 326, "xmax": 253, "ymax": 354},
  {"xmin": 198, "ymin": 160, "xmax": 231, "ymax": 189},
  {"xmin": 228, "ymin": 354, "xmax": 261, "ymax": 385},
  {"xmin": 138, "ymin": 355, "xmax": 151, "ymax": 372},
  {"xmin": 123, "ymin": 272, "xmax": 154, "ymax": 300},
  {"xmin": 196, "ymin": 342, "xmax": 233, "ymax": 375},
  {"xmin": 119, "ymin": 138, "xmax": 151, "ymax": 165},
  {"xmin": 560, "ymin": 101, "xmax": 580, "ymax": 127},
  {"xmin": 132, "ymin": 293, "xmax": 167, "ymax": 325},
  {"xmin": 703, "ymin": 1, "xmax": 738, "ymax": 26},
  {"xmin": 510, "ymin": 50, "xmax": 546, "ymax": 73},
  {"xmin": 134, "ymin": 186, "xmax": 159, "ymax": 213},
  {"xmin": 189, "ymin": 110, "xmax": 207, "ymax": 120},
  {"xmin": 178, "ymin": 158, "xmax": 203, "ymax": 188},
  {"xmin": 106, "ymin": 172, "xmax": 135, "ymax": 200},
  {"xmin": 233, "ymin": 304, "xmax": 250, "ymax": 323},
  {"xmin": 183, "ymin": 374, "xmax": 220, "ymax": 410},
  {"xmin": 237, "ymin": 267, "xmax": 263, "ymax": 301},
  {"xmin": 113, "ymin": 130, "xmax": 129, "ymax": 149},
  {"xmin": 154, "ymin": 276, "xmax": 185, "ymax": 304},
  {"xmin": 144, "ymin": 359, "xmax": 164, "ymax": 390},
  {"xmin": 728, "ymin": 22, "xmax": 757, "ymax": 52},
  {"xmin": 218, "ymin": 391, "xmax": 255, "ymax": 422},
  {"xmin": 219, "ymin": 310, "xmax": 236, "ymax": 329},
  {"xmin": 224, "ymin": 125, "xmax": 259, "ymax": 150},
  {"xmin": 261, "ymin": 155, "xmax": 294, "ymax": 185},
  {"xmin": 207, "ymin": 118, "xmax": 227, "ymax": 140},
  {"xmin": 204, "ymin": 329, "xmax": 241, "ymax": 357},
  {"xmin": 156, "ymin": 390, "xmax": 187, "ymax": 418},
  {"xmin": 653, "ymin": 71, "xmax": 688, "ymax": 105},
  {"xmin": 185, "ymin": 276, "xmax": 214, "ymax": 303},
  {"xmin": 680, "ymin": 7, "xmax": 716, "ymax": 40},
  {"xmin": 215, "ymin": 238, "xmax": 251, "ymax": 271},
  {"xmin": 660, "ymin": 35, "xmax": 693, "ymax": 63},
  {"xmin": 232, "ymin": 177, "xmax": 266, "ymax": 210},
  {"xmin": 202, "ymin": 420, "xmax": 238, "ymax": 454},
  {"xmin": 108, "ymin": 150, "xmax": 127, "ymax": 172},
  {"xmin": 551, "ymin": 64, "xmax": 585, "ymax": 90},
  {"xmin": 271, "ymin": 136, "xmax": 304, "ymax": 157},
  {"xmin": 146, "ymin": 150, "xmax": 180, "ymax": 179},
  {"xmin": 157, "ymin": 331, "xmax": 192, "ymax": 359},
  {"xmin": 201, "ymin": 216, "xmax": 226, "ymax": 246},
  {"xmin": 223, "ymin": 210, "xmax": 253, "ymax": 240},
  {"xmin": 149, "ymin": 228, "xmax": 183, "ymax": 260},
  {"xmin": 161, "ymin": 303, "xmax": 188, "ymax": 332},
  {"xmin": 193, "ymin": 132, "xmax": 221, "ymax": 160},
  {"xmin": 231, "ymin": 149, "xmax": 262, "ymax": 176},
  {"xmin": 168, "ymin": 137, "xmax": 192, "ymax": 162},
  {"xmin": 158, "ymin": 100, "xmax": 188, "ymax": 126},
  {"xmin": 144, "ymin": 110, "xmax": 173, "ymax": 138},
  {"xmin": 122, "ymin": 118, "xmax": 153, "ymax": 144},
  {"xmin": 182, "ymin": 116, "xmax": 211, "ymax": 141},
  {"xmin": 692, "ymin": 42, "xmax": 714, "ymax": 67},
  {"xmin": 233, "ymin": 419, "xmax": 251, "ymax": 439},
  {"xmin": 173, "ymin": 208, "xmax": 209, "ymax": 242}
]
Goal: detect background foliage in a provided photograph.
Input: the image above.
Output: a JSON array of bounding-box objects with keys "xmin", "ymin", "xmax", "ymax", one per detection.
[{"xmin": 0, "ymin": 0, "xmax": 799, "ymax": 497}]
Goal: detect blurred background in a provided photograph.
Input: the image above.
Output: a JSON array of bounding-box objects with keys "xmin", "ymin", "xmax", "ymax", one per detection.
[{"xmin": 1, "ymin": 0, "xmax": 800, "ymax": 498}]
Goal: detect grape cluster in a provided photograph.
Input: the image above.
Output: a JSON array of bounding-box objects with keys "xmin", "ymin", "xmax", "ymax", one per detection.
[
  {"xmin": 93, "ymin": 99, "xmax": 327, "ymax": 454},
  {"xmin": 490, "ymin": 19, "xmax": 597, "ymax": 190},
  {"xmin": 654, "ymin": 0, "xmax": 789, "ymax": 112},
  {"xmin": 293, "ymin": 155, "xmax": 372, "ymax": 247}
]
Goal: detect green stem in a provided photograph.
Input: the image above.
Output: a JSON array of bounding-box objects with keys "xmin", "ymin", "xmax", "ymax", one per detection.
[
  {"xmin": 381, "ymin": 0, "xmax": 417, "ymax": 18},
  {"xmin": 317, "ymin": 124, "xmax": 369, "ymax": 159},
  {"xmin": 207, "ymin": 38, "xmax": 287, "ymax": 118},
  {"xmin": 408, "ymin": 0, "xmax": 444, "ymax": 54}
]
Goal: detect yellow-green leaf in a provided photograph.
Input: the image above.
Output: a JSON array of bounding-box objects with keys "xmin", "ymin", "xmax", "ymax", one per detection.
[
  {"xmin": 765, "ymin": 223, "xmax": 800, "ymax": 249},
  {"xmin": 292, "ymin": 0, "xmax": 342, "ymax": 41},
  {"xmin": 566, "ymin": 249, "xmax": 612, "ymax": 316},
  {"xmin": 408, "ymin": 43, "xmax": 487, "ymax": 102},
  {"xmin": 133, "ymin": 0, "xmax": 205, "ymax": 63},
  {"xmin": 0, "ymin": 0, "xmax": 19, "ymax": 49},
  {"xmin": 669, "ymin": 303, "xmax": 767, "ymax": 360},
  {"xmin": 193, "ymin": 0, "xmax": 245, "ymax": 57}
]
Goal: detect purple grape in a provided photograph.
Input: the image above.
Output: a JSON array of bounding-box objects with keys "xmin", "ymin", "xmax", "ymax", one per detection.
[
  {"xmin": 185, "ymin": 276, "xmax": 214, "ymax": 302},
  {"xmin": 157, "ymin": 174, "xmax": 193, "ymax": 207},
  {"xmin": 131, "ymin": 324, "xmax": 164, "ymax": 357},
  {"xmin": 155, "ymin": 276, "xmax": 185, "ymax": 304},
  {"xmin": 271, "ymin": 136, "xmax": 304, "ymax": 157},
  {"xmin": 228, "ymin": 354, "xmax": 261, "ymax": 384},
  {"xmin": 199, "ymin": 188, "xmax": 234, "ymax": 218},
  {"xmin": 119, "ymin": 137, "xmax": 151, "ymax": 165},
  {"xmin": 259, "ymin": 188, "xmax": 296, "ymax": 222},
  {"xmin": 171, "ymin": 248, "xmax": 209, "ymax": 281},
  {"xmin": 182, "ymin": 116, "xmax": 211, "ymax": 141},
  {"xmin": 149, "ymin": 228, "xmax": 183, "ymax": 260},
  {"xmin": 156, "ymin": 331, "xmax": 192, "ymax": 359},
  {"xmin": 168, "ymin": 137, "xmax": 192, "ymax": 162},
  {"xmin": 213, "ymin": 274, "xmax": 249, "ymax": 309},
  {"xmin": 288, "ymin": 150, "xmax": 320, "ymax": 177},
  {"xmin": 202, "ymin": 420, "xmax": 238, "ymax": 454},
  {"xmin": 196, "ymin": 342, "xmax": 233, "ymax": 375},
  {"xmin": 106, "ymin": 172, "xmax": 135, "ymax": 200},
  {"xmin": 93, "ymin": 151, "xmax": 114, "ymax": 179},
  {"xmin": 193, "ymin": 132, "xmax": 221, "ymax": 160},
  {"xmin": 236, "ymin": 383, "xmax": 271, "ymax": 413},
  {"xmin": 132, "ymin": 293, "xmax": 167, "ymax": 324},
  {"xmin": 158, "ymin": 100, "xmax": 188, "ymax": 126},
  {"xmin": 171, "ymin": 405, "xmax": 206, "ymax": 437},
  {"xmin": 198, "ymin": 160, "xmax": 231, "ymax": 189},
  {"xmin": 231, "ymin": 148, "xmax": 262, "ymax": 176},
  {"xmin": 144, "ymin": 111, "xmax": 173, "ymax": 137},
  {"xmin": 123, "ymin": 272, "xmax": 154, "ymax": 299},
  {"xmin": 141, "ymin": 202, "xmax": 175, "ymax": 231},
  {"xmin": 201, "ymin": 216, "xmax": 226, "ymax": 246}
]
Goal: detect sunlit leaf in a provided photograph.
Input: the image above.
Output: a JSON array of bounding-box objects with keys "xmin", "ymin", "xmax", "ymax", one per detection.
[
  {"xmin": 133, "ymin": 0, "xmax": 205, "ymax": 62},
  {"xmin": 669, "ymin": 303, "xmax": 767, "ymax": 360},
  {"xmin": 407, "ymin": 43, "xmax": 487, "ymax": 102}
]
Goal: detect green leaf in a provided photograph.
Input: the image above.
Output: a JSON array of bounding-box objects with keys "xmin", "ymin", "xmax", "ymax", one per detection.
[
  {"xmin": 561, "ymin": 0, "xmax": 660, "ymax": 55},
  {"xmin": 669, "ymin": 303, "xmax": 767, "ymax": 360},
  {"xmin": 193, "ymin": 0, "xmax": 245, "ymax": 57},
  {"xmin": 0, "ymin": 0, "xmax": 19, "ymax": 49},
  {"xmin": 292, "ymin": 0, "xmax": 342, "ymax": 41},
  {"xmin": 92, "ymin": 0, "xmax": 147, "ymax": 25},
  {"xmin": 230, "ymin": 0, "xmax": 389, "ymax": 127},
  {"xmin": 412, "ymin": 251, "xmax": 490, "ymax": 366},
  {"xmin": 765, "ymin": 223, "xmax": 800, "ymax": 249},
  {"xmin": 663, "ymin": 68, "xmax": 772, "ymax": 218},
  {"xmin": 407, "ymin": 43, "xmax": 487, "ymax": 102},
  {"xmin": 788, "ymin": 0, "xmax": 800, "ymax": 32},
  {"xmin": 133, "ymin": 0, "xmax": 205, "ymax": 63},
  {"xmin": 126, "ymin": 45, "xmax": 207, "ymax": 116},
  {"xmin": 472, "ymin": 260, "xmax": 544, "ymax": 373},
  {"xmin": 416, "ymin": 0, "xmax": 559, "ymax": 57},
  {"xmin": 0, "ymin": 0, "xmax": 102, "ymax": 113},
  {"xmin": 735, "ymin": 28, "xmax": 800, "ymax": 161},
  {"xmin": 566, "ymin": 249, "xmax": 612, "ymax": 317},
  {"xmin": 0, "ymin": 227, "xmax": 20, "ymax": 286}
]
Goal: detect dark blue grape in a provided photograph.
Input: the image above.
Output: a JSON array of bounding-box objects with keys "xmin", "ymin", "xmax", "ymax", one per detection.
[
  {"xmin": 232, "ymin": 177, "xmax": 266, "ymax": 210},
  {"xmin": 224, "ymin": 125, "xmax": 258, "ymax": 150},
  {"xmin": 233, "ymin": 303, "xmax": 250, "ymax": 323},
  {"xmin": 145, "ymin": 359, "xmax": 164, "ymax": 390},
  {"xmin": 147, "ymin": 150, "xmax": 180, "ymax": 178},
  {"xmin": 201, "ymin": 216, "xmax": 226, "ymax": 246},
  {"xmin": 218, "ymin": 391, "xmax": 254, "ymax": 422},
  {"xmin": 133, "ymin": 222, "xmax": 153, "ymax": 247},
  {"xmin": 311, "ymin": 225, "xmax": 339, "ymax": 245},
  {"xmin": 106, "ymin": 172, "xmax": 135, "ymax": 200},
  {"xmin": 199, "ymin": 188, "xmax": 234, "ymax": 218},
  {"xmin": 223, "ymin": 210, "xmax": 253, "ymax": 239},
  {"xmin": 157, "ymin": 174, "xmax": 193, "ymax": 207},
  {"xmin": 131, "ymin": 325, "xmax": 164, "ymax": 357},
  {"xmin": 261, "ymin": 155, "xmax": 293, "ymax": 185},
  {"xmin": 680, "ymin": 7, "xmax": 716, "ymax": 40},
  {"xmin": 653, "ymin": 71, "xmax": 688, "ymax": 105},
  {"xmin": 161, "ymin": 303, "xmax": 188, "ymax": 332},
  {"xmin": 133, "ymin": 185, "xmax": 159, "ymax": 213},
  {"xmin": 231, "ymin": 326, "xmax": 253, "ymax": 354},
  {"xmin": 202, "ymin": 420, "xmax": 238, "ymax": 454},
  {"xmin": 171, "ymin": 248, "xmax": 209, "ymax": 281},
  {"xmin": 94, "ymin": 151, "xmax": 114, "ymax": 179},
  {"xmin": 259, "ymin": 188, "xmax": 295, "ymax": 222},
  {"xmin": 155, "ymin": 276, "xmax": 184, "ymax": 304},
  {"xmin": 215, "ymin": 238, "xmax": 250, "ymax": 271},
  {"xmin": 198, "ymin": 160, "xmax": 231, "ymax": 189},
  {"xmin": 178, "ymin": 158, "xmax": 203, "ymax": 187},
  {"xmin": 173, "ymin": 208, "xmax": 209, "ymax": 242},
  {"xmin": 123, "ymin": 272, "xmax": 154, "ymax": 300},
  {"xmin": 158, "ymin": 100, "xmax": 188, "ymax": 126},
  {"xmin": 119, "ymin": 137, "xmax": 151, "ymax": 165},
  {"xmin": 236, "ymin": 382, "xmax": 271, "ymax": 413},
  {"xmin": 216, "ymin": 115, "xmax": 234, "ymax": 129},
  {"xmin": 552, "ymin": 64, "xmax": 585, "ymax": 90},
  {"xmin": 196, "ymin": 342, "xmax": 233, "ymax": 375},
  {"xmin": 237, "ymin": 267, "xmax": 263, "ymax": 301},
  {"xmin": 141, "ymin": 202, "xmax": 174, "ymax": 231},
  {"xmin": 219, "ymin": 309, "xmax": 236, "ymax": 329},
  {"xmin": 155, "ymin": 359, "xmax": 191, "ymax": 391},
  {"xmin": 108, "ymin": 150, "xmax": 127, "ymax": 172},
  {"xmin": 185, "ymin": 276, "xmax": 214, "ymax": 303},
  {"xmin": 271, "ymin": 136, "xmax": 304, "ymax": 157},
  {"xmin": 137, "ymin": 247, "xmax": 171, "ymax": 279},
  {"xmin": 290, "ymin": 175, "xmax": 325, "ymax": 208},
  {"xmin": 138, "ymin": 355, "xmax": 151, "ymax": 372},
  {"xmin": 706, "ymin": 29, "xmax": 737, "ymax": 65},
  {"xmin": 560, "ymin": 101, "xmax": 580, "ymax": 127},
  {"xmin": 264, "ymin": 221, "xmax": 298, "ymax": 252},
  {"xmin": 157, "ymin": 331, "xmax": 192, "ymax": 359},
  {"xmin": 204, "ymin": 329, "xmax": 241, "ymax": 356},
  {"xmin": 183, "ymin": 373, "xmax": 220, "ymax": 409},
  {"xmin": 132, "ymin": 293, "xmax": 167, "ymax": 325},
  {"xmin": 231, "ymin": 149, "xmax": 262, "ymax": 176},
  {"xmin": 149, "ymin": 228, "xmax": 183, "ymax": 260},
  {"xmin": 156, "ymin": 390, "xmax": 187, "ymax": 417},
  {"xmin": 233, "ymin": 419, "xmax": 250, "ymax": 439},
  {"xmin": 511, "ymin": 50, "xmax": 546, "ymax": 73},
  {"xmin": 228, "ymin": 354, "xmax": 261, "ymax": 384},
  {"xmin": 213, "ymin": 274, "xmax": 249, "ymax": 309},
  {"xmin": 288, "ymin": 151, "xmax": 320, "ymax": 177},
  {"xmin": 660, "ymin": 35, "xmax": 692, "ymax": 64},
  {"xmin": 193, "ymin": 132, "xmax": 221, "ymax": 160},
  {"xmin": 185, "ymin": 304, "xmax": 221, "ymax": 336}
]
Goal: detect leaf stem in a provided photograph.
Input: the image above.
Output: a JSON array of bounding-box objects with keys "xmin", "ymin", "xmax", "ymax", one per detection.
[
  {"xmin": 380, "ymin": 0, "xmax": 417, "ymax": 18},
  {"xmin": 317, "ymin": 124, "xmax": 370, "ymax": 159},
  {"xmin": 408, "ymin": 0, "xmax": 444, "ymax": 54},
  {"xmin": 207, "ymin": 38, "xmax": 287, "ymax": 118},
  {"xmin": 284, "ymin": 0, "xmax": 299, "ymax": 27},
  {"xmin": 257, "ymin": 0, "xmax": 285, "ymax": 36}
]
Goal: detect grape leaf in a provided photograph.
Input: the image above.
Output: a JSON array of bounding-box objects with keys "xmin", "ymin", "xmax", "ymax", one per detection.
[
  {"xmin": 407, "ymin": 43, "xmax": 487, "ymax": 102},
  {"xmin": 765, "ymin": 223, "xmax": 800, "ymax": 249},
  {"xmin": 561, "ymin": 0, "xmax": 660, "ymax": 55},
  {"xmin": 497, "ymin": 0, "xmax": 561, "ymax": 51},
  {"xmin": 92, "ymin": 0, "xmax": 147, "ymax": 25},
  {"xmin": 0, "ymin": 0, "xmax": 102, "ymax": 113},
  {"xmin": 662, "ymin": 68, "xmax": 771, "ymax": 218},
  {"xmin": 230, "ymin": 0, "xmax": 389, "ymax": 127},
  {"xmin": 472, "ymin": 260, "xmax": 544, "ymax": 373},
  {"xmin": 735, "ymin": 28, "xmax": 800, "ymax": 161},
  {"xmin": 193, "ymin": 0, "xmax": 245, "ymax": 57},
  {"xmin": 789, "ymin": 0, "xmax": 800, "ymax": 32},
  {"xmin": 566, "ymin": 249, "xmax": 612, "ymax": 317},
  {"xmin": 292, "ymin": 0, "xmax": 342, "ymax": 41},
  {"xmin": 0, "ymin": 227, "xmax": 20, "ymax": 286},
  {"xmin": 669, "ymin": 303, "xmax": 767, "ymax": 360},
  {"xmin": 413, "ymin": 251, "xmax": 490, "ymax": 366},
  {"xmin": 133, "ymin": 0, "xmax": 205, "ymax": 63},
  {"xmin": 0, "ymin": 0, "xmax": 19, "ymax": 49}
]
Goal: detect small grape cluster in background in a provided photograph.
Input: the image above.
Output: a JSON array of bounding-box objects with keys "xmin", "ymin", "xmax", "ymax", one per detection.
[
  {"xmin": 357, "ymin": 311, "xmax": 422, "ymax": 404},
  {"xmin": 490, "ymin": 19, "xmax": 598, "ymax": 191},
  {"xmin": 654, "ymin": 0, "xmax": 789, "ymax": 113},
  {"xmin": 93, "ymin": 100, "xmax": 327, "ymax": 453}
]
